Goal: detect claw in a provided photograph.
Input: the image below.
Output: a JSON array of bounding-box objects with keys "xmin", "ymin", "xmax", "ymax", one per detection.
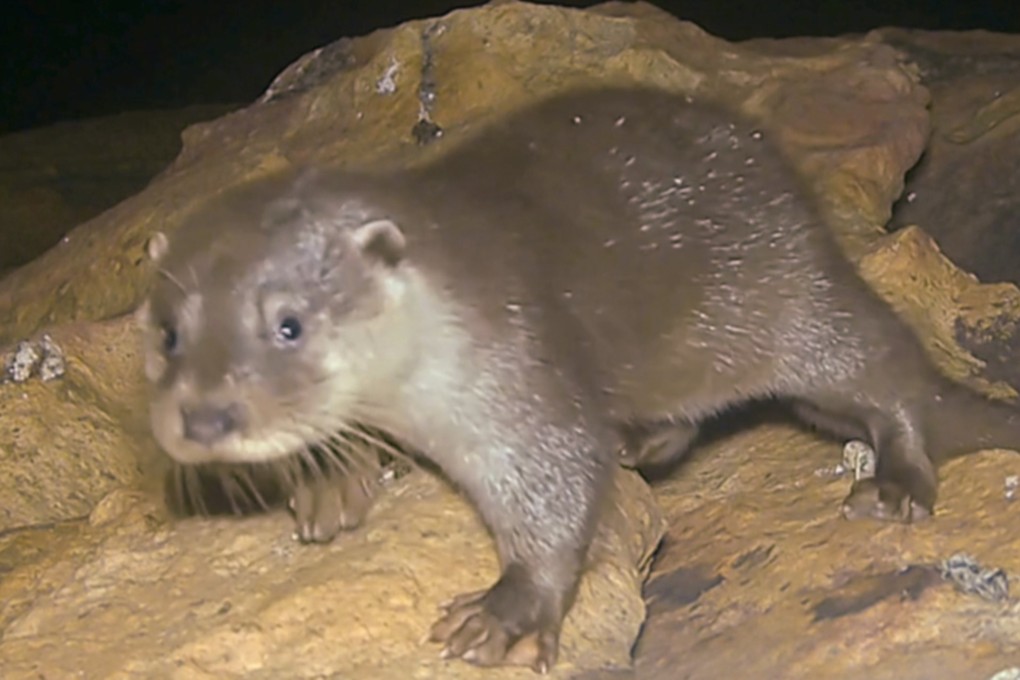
[
  {"xmin": 428, "ymin": 583, "xmax": 561, "ymax": 671},
  {"xmin": 841, "ymin": 478, "xmax": 933, "ymax": 523}
]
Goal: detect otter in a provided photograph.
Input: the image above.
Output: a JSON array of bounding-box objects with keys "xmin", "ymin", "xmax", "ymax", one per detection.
[{"xmin": 139, "ymin": 86, "xmax": 1020, "ymax": 672}]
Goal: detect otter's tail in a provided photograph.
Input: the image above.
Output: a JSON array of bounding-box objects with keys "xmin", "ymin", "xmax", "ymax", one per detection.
[{"xmin": 926, "ymin": 377, "xmax": 1020, "ymax": 462}]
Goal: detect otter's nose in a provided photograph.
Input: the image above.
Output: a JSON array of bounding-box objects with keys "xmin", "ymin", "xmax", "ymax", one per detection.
[{"xmin": 181, "ymin": 403, "xmax": 244, "ymax": 445}]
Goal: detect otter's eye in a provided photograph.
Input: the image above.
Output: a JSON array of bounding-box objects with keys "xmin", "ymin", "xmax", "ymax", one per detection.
[
  {"xmin": 276, "ymin": 316, "xmax": 303, "ymax": 343},
  {"xmin": 162, "ymin": 324, "xmax": 179, "ymax": 354}
]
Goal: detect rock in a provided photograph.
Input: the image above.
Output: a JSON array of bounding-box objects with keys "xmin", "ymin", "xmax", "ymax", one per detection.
[
  {"xmin": 0, "ymin": 317, "xmax": 153, "ymax": 532},
  {"xmin": 884, "ymin": 29, "xmax": 1020, "ymax": 288},
  {"xmin": 635, "ymin": 423, "xmax": 1020, "ymax": 680},
  {"xmin": 0, "ymin": 105, "xmax": 233, "ymax": 276},
  {"xmin": 0, "ymin": 470, "xmax": 662, "ymax": 679},
  {"xmin": 2, "ymin": 1, "xmax": 1019, "ymax": 678}
]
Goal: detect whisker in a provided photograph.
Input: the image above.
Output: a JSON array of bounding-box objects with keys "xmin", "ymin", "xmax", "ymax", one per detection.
[
  {"xmin": 158, "ymin": 266, "xmax": 188, "ymax": 296},
  {"xmin": 218, "ymin": 468, "xmax": 247, "ymax": 515},
  {"xmin": 158, "ymin": 386, "xmax": 419, "ymax": 521},
  {"xmin": 232, "ymin": 465, "xmax": 273, "ymax": 513},
  {"xmin": 300, "ymin": 443, "xmax": 328, "ymax": 482},
  {"xmin": 184, "ymin": 464, "xmax": 205, "ymax": 516}
]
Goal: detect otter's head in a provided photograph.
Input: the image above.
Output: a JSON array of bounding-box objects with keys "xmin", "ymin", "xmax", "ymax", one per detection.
[{"xmin": 140, "ymin": 173, "xmax": 416, "ymax": 466}]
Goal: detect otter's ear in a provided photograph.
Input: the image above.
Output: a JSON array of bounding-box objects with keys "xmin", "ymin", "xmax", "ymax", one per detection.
[
  {"xmin": 146, "ymin": 232, "xmax": 170, "ymax": 263},
  {"xmin": 352, "ymin": 219, "xmax": 405, "ymax": 267}
]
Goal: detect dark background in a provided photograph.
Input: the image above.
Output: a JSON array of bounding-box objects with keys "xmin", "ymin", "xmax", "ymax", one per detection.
[{"xmin": 4, "ymin": 0, "xmax": 1020, "ymax": 134}]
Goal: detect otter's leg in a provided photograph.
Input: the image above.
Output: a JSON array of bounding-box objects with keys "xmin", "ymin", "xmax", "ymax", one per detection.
[
  {"xmin": 290, "ymin": 460, "xmax": 381, "ymax": 543},
  {"xmin": 791, "ymin": 401, "xmax": 867, "ymax": 442},
  {"xmin": 840, "ymin": 410, "xmax": 937, "ymax": 522},
  {"xmin": 618, "ymin": 419, "xmax": 699, "ymax": 468},
  {"xmin": 427, "ymin": 415, "xmax": 614, "ymax": 671},
  {"xmin": 798, "ymin": 393, "xmax": 937, "ymax": 522}
]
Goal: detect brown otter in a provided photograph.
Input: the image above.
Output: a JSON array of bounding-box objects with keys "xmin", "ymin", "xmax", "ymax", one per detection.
[{"xmin": 140, "ymin": 86, "xmax": 1020, "ymax": 672}]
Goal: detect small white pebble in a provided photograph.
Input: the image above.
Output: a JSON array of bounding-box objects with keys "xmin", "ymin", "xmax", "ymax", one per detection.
[
  {"xmin": 38, "ymin": 334, "xmax": 66, "ymax": 381},
  {"xmin": 842, "ymin": 440, "xmax": 876, "ymax": 480},
  {"xmin": 939, "ymin": 553, "xmax": 1010, "ymax": 602},
  {"xmin": 1005, "ymin": 475, "xmax": 1019, "ymax": 501},
  {"xmin": 8, "ymin": 341, "xmax": 41, "ymax": 382},
  {"xmin": 3, "ymin": 334, "xmax": 67, "ymax": 383},
  {"xmin": 375, "ymin": 58, "xmax": 400, "ymax": 94}
]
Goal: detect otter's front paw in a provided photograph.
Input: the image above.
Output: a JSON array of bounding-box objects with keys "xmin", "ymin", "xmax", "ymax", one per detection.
[
  {"xmin": 290, "ymin": 470, "xmax": 378, "ymax": 543},
  {"xmin": 428, "ymin": 573, "xmax": 562, "ymax": 673},
  {"xmin": 840, "ymin": 478, "xmax": 932, "ymax": 523}
]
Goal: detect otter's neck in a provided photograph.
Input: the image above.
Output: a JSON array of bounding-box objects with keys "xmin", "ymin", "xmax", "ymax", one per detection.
[{"xmin": 358, "ymin": 269, "xmax": 486, "ymax": 455}]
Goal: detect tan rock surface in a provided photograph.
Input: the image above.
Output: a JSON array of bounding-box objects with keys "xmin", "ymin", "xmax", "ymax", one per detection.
[
  {"xmin": 634, "ymin": 424, "xmax": 1020, "ymax": 680},
  {"xmin": 2, "ymin": 1, "xmax": 1020, "ymax": 678},
  {"xmin": 0, "ymin": 317, "xmax": 153, "ymax": 532},
  {"xmin": 0, "ymin": 469, "xmax": 662, "ymax": 679}
]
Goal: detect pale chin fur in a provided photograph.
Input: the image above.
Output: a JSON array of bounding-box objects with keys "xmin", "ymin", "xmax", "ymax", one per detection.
[{"xmin": 148, "ymin": 404, "xmax": 312, "ymax": 465}]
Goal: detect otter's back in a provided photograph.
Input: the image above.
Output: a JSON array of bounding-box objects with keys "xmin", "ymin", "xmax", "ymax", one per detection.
[{"xmin": 395, "ymin": 88, "xmax": 868, "ymax": 416}]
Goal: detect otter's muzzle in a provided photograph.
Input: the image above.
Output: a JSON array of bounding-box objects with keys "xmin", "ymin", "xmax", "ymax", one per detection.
[{"xmin": 181, "ymin": 403, "xmax": 247, "ymax": 445}]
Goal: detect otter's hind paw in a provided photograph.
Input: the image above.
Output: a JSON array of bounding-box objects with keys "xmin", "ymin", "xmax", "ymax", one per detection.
[{"xmin": 841, "ymin": 478, "xmax": 932, "ymax": 523}]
